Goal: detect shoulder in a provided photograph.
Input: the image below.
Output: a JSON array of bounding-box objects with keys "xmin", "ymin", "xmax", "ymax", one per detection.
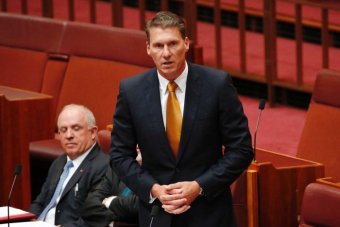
[
  {"xmin": 188, "ymin": 63, "xmax": 232, "ymax": 87},
  {"xmin": 87, "ymin": 144, "xmax": 110, "ymax": 168},
  {"xmin": 189, "ymin": 63, "xmax": 230, "ymax": 81},
  {"xmin": 121, "ymin": 68, "xmax": 157, "ymax": 88},
  {"xmin": 50, "ymin": 154, "xmax": 67, "ymax": 169}
]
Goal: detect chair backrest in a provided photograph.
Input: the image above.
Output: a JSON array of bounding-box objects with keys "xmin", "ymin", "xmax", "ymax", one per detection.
[
  {"xmin": 0, "ymin": 12, "xmax": 65, "ymax": 92},
  {"xmin": 59, "ymin": 21, "xmax": 154, "ymax": 68},
  {"xmin": 300, "ymin": 182, "xmax": 340, "ymax": 227},
  {"xmin": 297, "ymin": 69, "xmax": 340, "ymax": 181}
]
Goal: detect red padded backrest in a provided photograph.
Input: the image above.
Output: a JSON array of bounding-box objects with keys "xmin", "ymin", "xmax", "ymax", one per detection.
[
  {"xmin": 297, "ymin": 69, "xmax": 340, "ymax": 180},
  {"xmin": 312, "ymin": 69, "xmax": 340, "ymax": 108},
  {"xmin": 0, "ymin": 12, "xmax": 66, "ymax": 93},
  {"xmin": 0, "ymin": 46, "xmax": 47, "ymax": 91},
  {"xmin": 300, "ymin": 183, "xmax": 340, "ymax": 226},
  {"xmin": 41, "ymin": 59, "xmax": 68, "ymax": 116},
  {"xmin": 56, "ymin": 56, "xmax": 148, "ymax": 130},
  {"xmin": 97, "ymin": 129, "xmax": 111, "ymax": 153},
  {"xmin": 59, "ymin": 21, "xmax": 154, "ymax": 68},
  {"xmin": 0, "ymin": 12, "xmax": 65, "ymax": 52}
]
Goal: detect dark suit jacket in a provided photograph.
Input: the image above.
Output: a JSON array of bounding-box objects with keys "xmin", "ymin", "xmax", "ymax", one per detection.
[
  {"xmin": 79, "ymin": 166, "xmax": 139, "ymax": 227},
  {"xmin": 111, "ymin": 63, "xmax": 253, "ymax": 227},
  {"xmin": 29, "ymin": 143, "xmax": 109, "ymax": 227}
]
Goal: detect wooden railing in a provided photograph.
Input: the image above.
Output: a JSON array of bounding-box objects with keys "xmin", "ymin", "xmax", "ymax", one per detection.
[
  {"xmin": 263, "ymin": 0, "xmax": 340, "ymax": 104},
  {"xmin": 1, "ymin": 0, "xmax": 340, "ymax": 106}
]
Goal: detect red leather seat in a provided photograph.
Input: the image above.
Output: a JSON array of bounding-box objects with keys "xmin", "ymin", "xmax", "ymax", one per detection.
[{"xmin": 300, "ymin": 182, "xmax": 340, "ymax": 227}]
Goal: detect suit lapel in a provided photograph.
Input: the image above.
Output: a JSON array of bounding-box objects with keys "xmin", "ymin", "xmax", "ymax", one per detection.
[
  {"xmin": 178, "ymin": 64, "xmax": 201, "ymax": 161},
  {"xmin": 59, "ymin": 144, "xmax": 99, "ymax": 199},
  {"xmin": 145, "ymin": 70, "xmax": 164, "ymax": 129}
]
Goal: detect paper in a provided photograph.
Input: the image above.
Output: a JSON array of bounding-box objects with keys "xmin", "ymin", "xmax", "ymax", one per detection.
[
  {"xmin": 0, "ymin": 220, "xmax": 55, "ymax": 226},
  {"xmin": 0, "ymin": 206, "xmax": 35, "ymax": 223}
]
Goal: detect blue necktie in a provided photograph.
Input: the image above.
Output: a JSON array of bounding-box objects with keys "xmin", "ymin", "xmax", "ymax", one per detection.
[{"xmin": 38, "ymin": 160, "xmax": 74, "ymax": 221}]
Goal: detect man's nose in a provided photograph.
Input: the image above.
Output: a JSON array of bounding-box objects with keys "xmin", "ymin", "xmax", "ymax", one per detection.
[
  {"xmin": 162, "ymin": 45, "xmax": 171, "ymax": 57},
  {"xmin": 65, "ymin": 129, "xmax": 74, "ymax": 138}
]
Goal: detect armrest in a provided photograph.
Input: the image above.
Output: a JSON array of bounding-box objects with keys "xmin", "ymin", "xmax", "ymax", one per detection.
[{"xmin": 300, "ymin": 182, "xmax": 340, "ymax": 226}]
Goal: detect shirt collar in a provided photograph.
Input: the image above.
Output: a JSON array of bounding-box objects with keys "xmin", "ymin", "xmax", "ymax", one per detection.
[
  {"xmin": 67, "ymin": 142, "xmax": 95, "ymax": 169},
  {"xmin": 158, "ymin": 61, "xmax": 188, "ymax": 95}
]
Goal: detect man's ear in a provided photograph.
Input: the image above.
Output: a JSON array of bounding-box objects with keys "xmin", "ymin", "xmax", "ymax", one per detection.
[
  {"xmin": 146, "ymin": 41, "xmax": 151, "ymax": 56},
  {"xmin": 91, "ymin": 126, "xmax": 98, "ymax": 139},
  {"xmin": 184, "ymin": 37, "xmax": 190, "ymax": 52}
]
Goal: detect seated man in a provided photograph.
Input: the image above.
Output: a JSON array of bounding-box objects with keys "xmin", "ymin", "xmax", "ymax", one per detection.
[
  {"xmin": 29, "ymin": 104, "xmax": 110, "ymax": 226},
  {"xmin": 79, "ymin": 166, "xmax": 139, "ymax": 227}
]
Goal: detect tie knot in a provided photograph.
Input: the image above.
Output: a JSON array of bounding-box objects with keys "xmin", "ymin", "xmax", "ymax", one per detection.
[
  {"xmin": 167, "ymin": 81, "xmax": 178, "ymax": 92},
  {"xmin": 64, "ymin": 160, "xmax": 74, "ymax": 170}
]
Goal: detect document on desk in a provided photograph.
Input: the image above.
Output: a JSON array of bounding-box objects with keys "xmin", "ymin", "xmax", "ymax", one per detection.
[
  {"xmin": 0, "ymin": 206, "xmax": 35, "ymax": 223},
  {"xmin": 0, "ymin": 221, "xmax": 55, "ymax": 226}
]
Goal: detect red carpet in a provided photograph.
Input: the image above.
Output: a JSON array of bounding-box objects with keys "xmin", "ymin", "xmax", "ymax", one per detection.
[
  {"xmin": 241, "ymin": 96, "xmax": 306, "ymax": 156},
  {"xmin": 4, "ymin": 0, "xmax": 310, "ymax": 156}
]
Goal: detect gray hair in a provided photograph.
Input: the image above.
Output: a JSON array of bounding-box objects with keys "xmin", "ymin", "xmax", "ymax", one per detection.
[
  {"xmin": 57, "ymin": 104, "xmax": 96, "ymax": 130},
  {"xmin": 145, "ymin": 11, "xmax": 187, "ymax": 41}
]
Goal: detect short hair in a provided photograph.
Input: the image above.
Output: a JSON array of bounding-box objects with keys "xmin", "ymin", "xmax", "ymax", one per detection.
[
  {"xmin": 57, "ymin": 104, "xmax": 96, "ymax": 130},
  {"xmin": 145, "ymin": 11, "xmax": 187, "ymax": 41}
]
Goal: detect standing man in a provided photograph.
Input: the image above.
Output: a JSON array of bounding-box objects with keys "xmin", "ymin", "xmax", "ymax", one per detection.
[
  {"xmin": 30, "ymin": 104, "xmax": 109, "ymax": 226},
  {"xmin": 111, "ymin": 11, "xmax": 253, "ymax": 227}
]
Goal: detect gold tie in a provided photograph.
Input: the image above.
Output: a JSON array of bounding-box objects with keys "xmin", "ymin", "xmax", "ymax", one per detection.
[{"xmin": 166, "ymin": 81, "xmax": 182, "ymax": 157}]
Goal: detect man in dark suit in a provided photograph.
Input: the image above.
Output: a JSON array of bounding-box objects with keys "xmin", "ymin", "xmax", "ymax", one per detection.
[
  {"xmin": 29, "ymin": 104, "xmax": 109, "ymax": 227},
  {"xmin": 79, "ymin": 166, "xmax": 139, "ymax": 227},
  {"xmin": 110, "ymin": 11, "xmax": 253, "ymax": 227}
]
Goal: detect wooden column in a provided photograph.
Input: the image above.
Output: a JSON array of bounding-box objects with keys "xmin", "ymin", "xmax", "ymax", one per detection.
[{"xmin": 0, "ymin": 86, "xmax": 54, "ymax": 210}]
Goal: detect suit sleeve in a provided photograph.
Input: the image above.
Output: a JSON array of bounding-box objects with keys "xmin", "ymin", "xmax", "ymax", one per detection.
[
  {"xmin": 110, "ymin": 81, "xmax": 158, "ymax": 203},
  {"xmin": 108, "ymin": 195, "xmax": 139, "ymax": 223},
  {"xmin": 78, "ymin": 168, "xmax": 116, "ymax": 227},
  {"xmin": 195, "ymin": 74, "xmax": 253, "ymax": 200},
  {"xmin": 79, "ymin": 167, "xmax": 139, "ymax": 226}
]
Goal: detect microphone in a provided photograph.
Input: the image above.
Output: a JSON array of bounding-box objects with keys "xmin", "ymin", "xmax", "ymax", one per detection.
[
  {"xmin": 253, "ymin": 99, "xmax": 266, "ymax": 162},
  {"xmin": 7, "ymin": 164, "xmax": 22, "ymax": 227},
  {"xmin": 149, "ymin": 205, "xmax": 160, "ymax": 227}
]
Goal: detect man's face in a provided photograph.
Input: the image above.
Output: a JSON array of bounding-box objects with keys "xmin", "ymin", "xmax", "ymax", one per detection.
[
  {"xmin": 58, "ymin": 108, "xmax": 97, "ymax": 160},
  {"xmin": 147, "ymin": 26, "xmax": 190, "ymax": 81}
]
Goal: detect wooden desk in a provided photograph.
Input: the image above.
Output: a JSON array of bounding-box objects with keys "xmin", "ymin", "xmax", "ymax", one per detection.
[
  {"xmin": 231, "ymin": 149, "xmax": 324, "ymax": 227},
  {"xmin": 0, "ymin": 86, "xmax": 54, "ymax": 210}
]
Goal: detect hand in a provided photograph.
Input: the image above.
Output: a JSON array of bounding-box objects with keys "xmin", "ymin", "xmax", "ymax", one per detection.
[
  {"xmin": 151, "ymin": 183, "xmax": 189, "ymax": 215},
  {"xmin": 161, "ymin": 181, "xmax": 201, "ymax": 215},
  {"xmin": 165, "ymin": 181, "xmax": 201, "ymax": 205}
]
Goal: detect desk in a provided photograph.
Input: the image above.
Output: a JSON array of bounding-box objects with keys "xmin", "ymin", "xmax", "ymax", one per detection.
[
  {"xmin": 231, "ymin": 148, "xmax": 324, "ymax": 227},
  {"xmin": 0, "ymin": 86, "xmax": 54, "ymax": 210}
]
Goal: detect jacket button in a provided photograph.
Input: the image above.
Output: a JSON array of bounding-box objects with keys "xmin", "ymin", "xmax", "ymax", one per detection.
[{"xmin": 57, "ymin": 210, "xmax": 60, "ymax": 213}]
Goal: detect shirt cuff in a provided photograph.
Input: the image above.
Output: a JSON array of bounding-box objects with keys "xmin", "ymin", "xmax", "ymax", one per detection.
[
  {"xmin": 149, "ymin": 193, "xmax": 157, "ymax": 204},
  {"xmin": 102, "ymin": 196, "xmax": 117, "ymax": 208}
]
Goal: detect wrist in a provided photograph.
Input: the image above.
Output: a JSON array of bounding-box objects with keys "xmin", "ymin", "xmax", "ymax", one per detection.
[
  {"xmin": 194, "ymin": 181, "xmax": 205, "ymax": 196},
  {"xmin": 151, "ymin": 183, "xmax": 161, "ymax": 198}
]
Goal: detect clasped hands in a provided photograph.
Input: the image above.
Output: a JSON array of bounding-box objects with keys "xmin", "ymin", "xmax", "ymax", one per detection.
[{"xmin": 151, "ymin": 181, "xmax": 201, "ymax": 215}]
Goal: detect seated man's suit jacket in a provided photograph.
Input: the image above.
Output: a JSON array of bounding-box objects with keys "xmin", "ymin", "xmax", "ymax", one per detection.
[
  {"xmin": 79, "ymin": 166, "xmax": 139, "ymax": 227},
  {"xmin": 111, "ymin": 63, "xmax": 254, "ymax": 227},
  {"xmin": 29, "ymin": 143, "xmax": 109, "ymax": 227}
]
